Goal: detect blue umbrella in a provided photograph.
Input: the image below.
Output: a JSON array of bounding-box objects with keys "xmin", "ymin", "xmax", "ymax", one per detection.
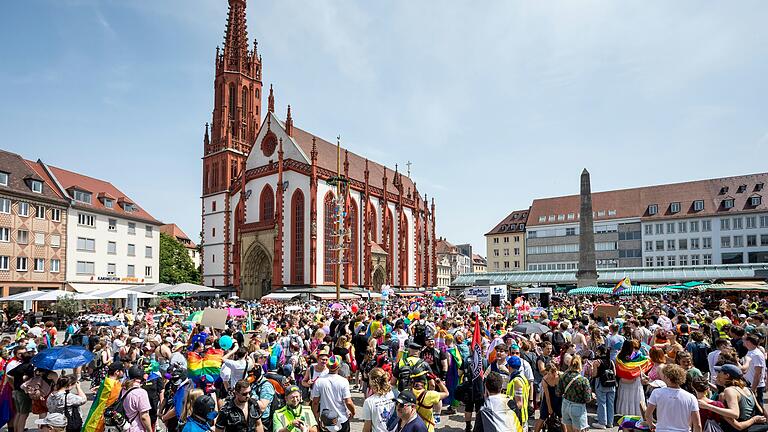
[
  {"xmin": 31, "ymin": 346, "xmax": 94, "ymax": 370},
  {"xmin": 93, "ymin": 320, "xmax": 123, "ymax": 327}
]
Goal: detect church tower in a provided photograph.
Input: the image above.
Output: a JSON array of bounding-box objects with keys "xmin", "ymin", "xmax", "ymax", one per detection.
[{"xmin": 202, "ymin": 0, "xmax": 262, "ymax": 288}]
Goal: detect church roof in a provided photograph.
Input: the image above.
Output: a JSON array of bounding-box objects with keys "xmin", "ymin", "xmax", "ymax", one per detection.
[{"xmin": 290, "ymin": 126, "xmax": 421, "ymax": 203}]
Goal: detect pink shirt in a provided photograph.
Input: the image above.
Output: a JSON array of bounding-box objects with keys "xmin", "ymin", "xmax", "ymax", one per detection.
[{"xmin": 123, "ymin": 386, "xmax": 151, "ymax": 432}]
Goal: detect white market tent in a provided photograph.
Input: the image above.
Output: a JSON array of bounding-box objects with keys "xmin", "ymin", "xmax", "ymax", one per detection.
[
  {"xmin": 0, "ymin": 290, "xmax": 99, "ymax": 301},
  {"xmin": 89, "ymin": 288, "xmax": 158, "ymax": 299},
  {"xmin": 164, "ymin": 283, "xmax": 220, "ymax": 294},
  {"xmin": 262, "ymin": 293, "xmax": 300, "ymax": 301}
]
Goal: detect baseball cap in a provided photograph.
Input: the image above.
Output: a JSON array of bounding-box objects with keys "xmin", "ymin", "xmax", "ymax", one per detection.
[
  {"xmin": 715, "ymin": 364, "xmax": 743, "ymax": 378},
  {"xmin": 165, "ymin": 337, "xmax": 174, "ymax": 344},
  {"xmin": 393, "ymin": 389, "xmax": 418, "ymax": 405},
  {"xmin": 192, "ymin": 394, "xmax": 217, "ymax": 421},
  {"xmin": 36, "ymin": 413, "xmax": 67, "ymax": 428},
  {"xmin": 320, "ymin": 409, "xmax": 340, "ymax": 430},
  {"xmin": 131, "ymin": 337, "xmax": 143, "ymax": 344},
  {"xmin": 407, "ymin": 342, "xmax": 422, "ymax": 350},
  {"xmin": 285, "ymin": 385, "xmax": 301, "ymax": 397}
]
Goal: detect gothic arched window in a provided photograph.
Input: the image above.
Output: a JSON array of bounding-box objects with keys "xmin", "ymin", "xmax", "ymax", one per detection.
[
  {"xmin": 349, "ymin": 199, "xmax": 359, "ymax": 284},
  {"xmin": 291, "ymin": 190, "xmax": 305, "ymax": 284},
  {"xmin": 241, "ymin": 86, "xmax": 248, "ymax": 120},
  {"xmin": 368, "ymin": 204, "xmax": 377, "ymax": 243},
  {"xmin": 324, "ymin": 192, "xmax": 336, "ymax": 283},
  {"xmin": 259, "ymin": 184, "xmax": 274, "ymax": 222},
  {"xmin": 228, "ymin": 83, "xmax": 236, "ymax": 121}
]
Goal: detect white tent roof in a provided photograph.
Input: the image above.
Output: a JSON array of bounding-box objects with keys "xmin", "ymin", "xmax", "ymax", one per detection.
[
  {"xmin": 262, "ymin": 293, "xmax": 300, "ymax": 300},
  {"xmin": 90, "ymin": 289, "xmax": 158, "ymax": 299},
  {"xmin": 167, "ymin": 283, "xmax": 220, "ymax": 294}
]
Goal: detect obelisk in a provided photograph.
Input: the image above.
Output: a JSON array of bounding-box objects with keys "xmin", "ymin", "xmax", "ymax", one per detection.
[{"xmin": 576, "ymin": 169, "xmax": 598, "ymax": 287}]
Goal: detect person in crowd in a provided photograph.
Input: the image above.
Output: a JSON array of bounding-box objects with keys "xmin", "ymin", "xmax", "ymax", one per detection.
[
  {"xmin": 743, "ymin": 334, "xmax": 766, "ymax": 405},
  {"xmin": 272, "ymin": 385, "xmax": 318, "ymax": 432},
  {"xmin": 557, "ymin": 355, "xmax": 592, "ymax": 432},
  {"xmin": 216, "ymin": 380, "xmax": 259, "ymax": 432},
  {"xmin": 181, "ymin": 394, "xmax": 217, "ymax": 432},
  {"xmin": 35, "ymin": 412, "xmax": 67, "ymax": 432},
  {"xmin": 46, "ymin": 374, "xmax": 87, "ymax": 421},
  {"xmin": 122, "ymin": 366, "xmax": 153, "ymax": 432},
  {"xmin": 698, "ymin": 364, "xmax": 768, "ymax": 432},
  {"xmin": 83, "ymin": 362, "xmax": 124, "ymax": 432},
  {"xmin": 591, "ymin": 346, "xmax": 616, "ymax": 430},
  {"xmin": 615, "ymin": 340, "xmax": 646, "ymax": 417},
  {"xmin": 311, "ymin": 355, "xmax": 354, "ymax": 432},
  {"xmin": 410, "ymin": 373, "xmax": 449, "ymax": 432},
  {"xmin": 645, "ymin": 364, "xmax": 702, "ymax": 432},
  {"xmin": 533, "ymin": 362, "xmax": 561, "ymax": 432},
  {"xmin": 393, "ymin": 389, "xmax": 428, "ymax": 432},
  {"xmin": 361, "ymin": 368, "xmax": 395, "ymax": 432},
  {"xmin": 476, "ymin": 372, "xmax": 521, "ymax": 432}
]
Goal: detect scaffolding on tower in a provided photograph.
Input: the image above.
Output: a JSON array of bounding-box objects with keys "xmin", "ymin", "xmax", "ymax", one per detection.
[{"xmin": 326, "ymin": 136, "xmax": 349, "ymax": 301}]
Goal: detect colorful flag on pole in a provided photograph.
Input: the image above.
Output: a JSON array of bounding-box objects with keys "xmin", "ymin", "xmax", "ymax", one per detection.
[
  {"xmin": 82, "ymin": 376, "xmax": 122, "ymax": 432},
  {"xmin": 470, "ymin": 315, "xmax": 484, "ymax": 394},
  {"xmin": 613, "ymin": 276, "xmax": 632, "ymax": 295}
]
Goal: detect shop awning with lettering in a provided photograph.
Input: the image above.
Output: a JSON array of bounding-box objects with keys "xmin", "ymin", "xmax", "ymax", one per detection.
[{"xmin": 312, "ymin": 293, "xmax": 360, "ymax": 300}]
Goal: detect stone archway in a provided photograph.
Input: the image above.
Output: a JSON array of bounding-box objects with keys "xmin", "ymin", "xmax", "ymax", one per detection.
[
  {"xmin": 241, "ymin": 243, "xmax": 272, "ymax": 299},
  {"xmin": 372, "ymin": 266, "xmax": 386, "ymax": 292}
]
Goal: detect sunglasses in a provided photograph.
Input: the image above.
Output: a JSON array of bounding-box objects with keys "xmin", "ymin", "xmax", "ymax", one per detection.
[{"xmin": 238, "ymin": 391, "xmax": 251, "ymax": 396}]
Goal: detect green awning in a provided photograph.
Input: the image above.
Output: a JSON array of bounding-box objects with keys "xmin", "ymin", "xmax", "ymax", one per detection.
[{"xmin": 567, "ymin": 285, "xmax": 684, "ymax": 296}]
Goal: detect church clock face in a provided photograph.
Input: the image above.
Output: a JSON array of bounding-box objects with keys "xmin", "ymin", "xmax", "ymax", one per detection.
[{"xmin": 261, "ymin": 134, "xmax": 277, "ymax": 157}]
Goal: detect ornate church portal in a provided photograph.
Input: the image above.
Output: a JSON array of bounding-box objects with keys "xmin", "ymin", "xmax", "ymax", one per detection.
[{"xmin": 241, "ymin": 243, "xmax": 272, "ymax": 299}]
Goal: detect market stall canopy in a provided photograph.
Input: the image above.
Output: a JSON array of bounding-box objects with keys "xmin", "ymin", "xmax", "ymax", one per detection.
[
  {"xmin": 0, "ymin": 291, "xmax": 50, "ymax": 301},
  {"xmin": 312, "ymin": 293, "xmax": 360, "ymax": 300},
  {"xmin": 0, "ymin": 290, "xmax": 99, "ymax": 301},
  {"xmin": 700, "ymin": 281, "xmax": 768, "ymax": 292},
  {"xmin": 262, "ymin": 293, "xmax": 300, "ymax": 301},
  {"xmin": 90, "ymin": 288, "xmax": 158, "ymax": 299},
  {"xmin": 166, "ymin": 283, "xmax": 220, "ymax": 294},
  {"xmin": 567, "ymin": 285, "xmax": 684, "ymax": 296},
  {"xmin": 66, "ymin": 283, "xmax": 140, "ymax": 293},
  {"xmin": 133, "ymin": 283, "xmax": 172, "ymax": 293}
]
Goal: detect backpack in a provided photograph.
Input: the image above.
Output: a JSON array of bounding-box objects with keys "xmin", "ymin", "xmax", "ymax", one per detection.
[
  {"xmin": 552, "ymin": 331, "xmax": 566, "ymax": 355},
  {"xmin": 255, "ymin": 378, "xmax": 286, "ymax": 432},
  {"xmin": 104, "ymin": 388, "xmax": 139, "ymax": 431},
  {"xmin": 414, "ymin": 324, "xmax": 427, "ymax": 345},
  {"xmin": 599, "ymin": 360, "xmax": 617, "ymax": 388},
  {"xmin": 397, "ymin": 357, "xmax": 427, "ymax": 391},
  {"xmin": 690, "ymin": 343, "xmax": 710, "ymax": 372},
  {"xmin": 63, "ymin": 391, "xmax": 83, "ymax": 432}
]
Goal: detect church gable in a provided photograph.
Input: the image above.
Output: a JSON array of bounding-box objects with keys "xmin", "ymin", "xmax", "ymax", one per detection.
[{"xmin": 245, "ymin": 111, "xmax": 309, "ymax": 171}]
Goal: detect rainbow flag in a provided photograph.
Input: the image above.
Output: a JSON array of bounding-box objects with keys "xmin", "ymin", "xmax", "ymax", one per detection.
[
  {"xmin": 188, "ymin": 348, "xmax": 223, "ymax": 379},
  {"xmin": 613, "ymin": 277, "xmax": 632, "ymax": 295},
  {"xmin": 615, "ymin": 352, "xmax": 652, "ymax": 380},
  {"xmin": 82, "ymin": 377, "xmax": 122, "ymax": 432}
]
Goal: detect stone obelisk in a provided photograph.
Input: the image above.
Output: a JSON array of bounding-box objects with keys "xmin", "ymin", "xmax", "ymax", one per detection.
[{"xmin": 576, "ymin": 169, "xmax": 598, "ymax": 287}]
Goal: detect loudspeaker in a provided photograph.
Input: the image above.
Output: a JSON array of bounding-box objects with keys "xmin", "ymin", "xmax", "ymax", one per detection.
[
  {"xmin": 491, "ymin": 294, "xmax": 501, "ymax": 307},
  {"xmin": 541, "ymin": 293, "xmax": 550, "ymax": 309}
]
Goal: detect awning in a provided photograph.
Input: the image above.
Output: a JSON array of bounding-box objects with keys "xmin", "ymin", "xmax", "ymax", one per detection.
[
  {"xmin": 357, "ymin": 292, "xmax": 382, "ymax": 299},
  {"xmin": 312, "ymin": 293, "xmax": 360, "ymax": 300},
  {"xmin": 67, "ymin": 283, "xmax": 146, "ymax": 293},
  {"xmin": 395, "ymin": 292, "xmax": 422, "ymax": 297},
  {"xmin": 263, "ymin": 293, "xmax": 301, "ymax": 300}
]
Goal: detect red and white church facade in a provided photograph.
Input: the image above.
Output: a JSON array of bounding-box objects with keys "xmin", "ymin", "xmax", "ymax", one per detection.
[{"xmin": 201, "ymin": 0, "xmax": 437, "ymax": 299}]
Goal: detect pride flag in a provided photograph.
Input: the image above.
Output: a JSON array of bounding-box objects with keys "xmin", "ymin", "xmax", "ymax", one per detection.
[
  {"xmin": 615, "ymin": 352, "xmax": 653, "ymax": 380},
  {"xmin": 82, "ymin": 377, "xmax": 122, "ymax": 432},
  {"xmin": 613, "ymin": 277, "xmax": 632, "ymax": 295},
  {"xmin": 188, "ymin": 348, "xmax": 223, "ymax": 379}
]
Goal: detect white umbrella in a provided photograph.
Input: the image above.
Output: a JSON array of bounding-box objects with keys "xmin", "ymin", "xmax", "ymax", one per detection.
[
  {"xmin": 33, "ymin": 290, "xmax": 101, "ymax": 301},
  {"xmin": 146, "ymin": 283, "xmax": 174, "ymax": 293},
  {"xmin": 91, "ymin": 289, "xmax": 158, "ymax": 299},
  {"xmin": 0, "ymin": 291, "xmax": 45, "ymax": 301},
  {"xmin": 85, "ymin": 313, "xmax": 116, "ymax": 324},
  {"xmin": 168, "ymin": 283, "xmax": 220, "ymax": 294}
]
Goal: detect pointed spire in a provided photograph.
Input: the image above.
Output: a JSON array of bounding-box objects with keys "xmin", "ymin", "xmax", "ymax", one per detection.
[
  {"xmin": 285, "ymin": 105, "xmax": 293, "ymax": 137},
  {"xmin": 364, "ymin": 159, "xmax": 369, "ymax": 179},
  {"xmin": 311, "ymin": 137, "xmax": 318, "ymax": 162},
  {"xmin": 203, "ymin": 123, "xmax": 210, "ymax": 147},
  {"xmin": 343, "ymin": 150, "xmax": 349, "ymax": 176},
  {"xmin": 268, "ymin": 84, "xmax": 275, "ymax": 113},
  {"xmin": 223, "ymin": 0, "xmax": 250, "ymax": 71}
]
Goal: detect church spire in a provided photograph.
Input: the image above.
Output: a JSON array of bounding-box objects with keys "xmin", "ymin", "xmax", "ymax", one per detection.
[
  {"xmin": 223, "ymin": 0, "xmax": 250, "ymax": 71},
  {"xmin": 203, "ymin": 123, "xmax": 210, "ymax": 147},
  {"xmin": 268, "ymin": 84, "xmax": 275, "ymax": 113},
  {"xmin": 285, "ymin": 105, "xmax": 293, "ymax": 137}
]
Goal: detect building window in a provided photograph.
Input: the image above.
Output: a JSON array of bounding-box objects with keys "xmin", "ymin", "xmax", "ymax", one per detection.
[
  {"xmin": 679, "ymin": 255, "xmax": 688, "ymax": 266},
  {"xmin": 515, "ymin": 236, "xmax": 520, "ymax": 242},
  {"xmin": 519, "ymin": 224, "xmax": 525, "ymax": 230},
  {"xmin": 666, "ymin": 223, "xmax": 675, "ymax": 234},
  {"xmin": 145, "ymin": 226, "xmax": 153, "ymax": 238},
  {"xmin": 127, "ymin": 244, "xmax": 136, "ymax": 256},
  {"xmin": 678, "ymin": 222, "xmax": 687, "ymax": 233},
  {"xmin": 514, "ymin": 261, "xmax": 520, "ymax": 268},
  {"xmin": 108, "ymin": 241, "xmax": 116, "ymax": 255},
  {"xmin": 494, "ymin": 262, "xmax": 499, "ymax": 269},
  {"xmin": 648, "ymin": 204, "xmax": 658, "ymax": 215},
  {"xmin": 703, "ymin": 254, "xmax": 712, "ymax": 265},
  {"xmin": 18, "ymin": 202, "xmax": 29, "ymax": 217},
  {"xmin": 493, "ymin": 249, "xmax": 499, "ymax": 257},
  {"xmin": 128, "ymin": 222, "xmax": 136, "ymax": 235},
  {"xmin": 566, "ymin": 227, "xmax": 576, "ymax": 236},
  {"xmin": 567, "ymin": 213, "xmax": 575, "ymax": 220},
  {"xmin": 644, "ymin": 225, "xmax": 652, "ymax": 235},
  {"xmin": 493, "ymin": 238, "xmax": 499, "ymax": 244},
  {"xmin": 30, "ymin": 180, "xmax": 43, "ymax": 193},
  {"xmin": 761, "ymin": 234, "xmax": 768, "ymax": 246},
  {"xmin": 34, "ymin": 232, "xmax": 44, "ymax": 246},
  {"xmin": 51, "ymin": 208, "xmax": 61, "ymax": 222},
  {"xmin": 212, "ymin": 227, "xmax": 215, "ymax": 237},
  {"xmin": 504, "ymin": 261, "xmax": 510, "ymax": 269},
  {"xmin": 0, "ymin": 198, "xmax": 9, "ymax": 214},
  {"xmin": 720, "ymin": 218, "xmax": 730, "ymax": 230},
  {"xmin": 656, "ymin": 240, "xmax": 664, "ymax": 251},
  {"xmin": 108, "ymin": 219, "xmax": 117, "ymax": 231},
  {"xmin": 16, "ymin": 257, "xmax": 27, "ymax": 272},
  {"xmin": 667, "ymin": 256, "xmax": 676, "ymax": 266},
  {"xmin": 73, "ymin": 190, "xmax": 92, "ymax": 204},
  {"xmin": 747, "ymin": 235, "xmax": 757, "ymax": 247},
  {"xmin": 291, "ymin": 190, "xmax": 305, "ymax": 284},
  {"xmin": 655, "ymin": 224, "xmax": 663, "ymax": 235},
  {"xmin": 514, "ymin": 248, "xmax": 520, "ymax": 255},
  {"xmin": 211, "ymin": 201, "xmax": 217, "ymax": 212},
  {"xmin": 667, "ymin": 239, "xmax": 676, "ymax": 250},
  {"xmin": 50, "ymin": 235, "xmax": 60, "ymax": 247},
  {"xmin": 78, "ymin": 213, "xmax": 95, "ymax": 227},
  {"xmin": 103, "ymin": 198, "xmax": 113, "ymax": 209},
  {"xmin": 538, "ymin": 216, "xmax": 546, "ymax": 223},
  {"xmin": 702, "ymin": 220, "xmax": 712, "ymax": 231},
  {"xmin": 679, "ymin": 239, "xmax": 687, "ymax": 250},
  {"xmin": 645, "ymin": 241, "xmax": 653, "ymax": 251},
  {"xmin": 751, "ymin": 196, "xmax": 762, "ymax": 206},
  {"xmin": 77, "ymin": 237, "xmax": 95, "ymax": 252},
  {"xmin": 504, "ymin": 237, "xmax": 509, "ymax": 243},
  {"xmin": 259, "ymin": 185, "xmax": 275, "ymax": 222},
  {"xmin": 645, "ymin": 257, "xmax": 653, "ymax": 267},
  {"xmin": 76, "ymin": 261, "xmax": 94, "ymax": 274},
  {"xmin": 503, "ymin": 249, "xmax": 509, "ymax": 256},
  {"xmin": 691, "ymin": 255, "xmax": 700, "ymax": 265},
  {"xmin": 747, "ymin": 216, "xmax": 757, "ymax": 229},
  {"xmin": 35, "ymin": 205, "xmax": 45, "ymax": 219},
  {"xmin": 656, "ymin": 256, "xmax": 664, "ymax": 267},
  {"xmin": 670, "ymin": 202, "xmax": 681, "ymax": 213},
  {"xmin": 107, "ymin": 263, "xmax": 116, "ymax": 276},
  {"xmin": 733, "ymin": 218, "xmax": 743, "ymax": 230},
  {"xmin": 721, "ymin": 236, "xmax": 731, "ymax": 248},
  {"xmin": 693, "ymin": 200, "xmax": 704, "ymax": 211},
  {"xmin": 723, "ymin": 198, "xmax": 734, "ymax": 209},
  {"xmin": 0, "ymin": 228, "xmax": 8, "ymax": 242},
  {"xmin": 703, "ymin": 237, "xmax": 712, "ymax": 249},
  {"xmin": 733, "ymin": 236, "xmax": 743, "ymax": 248},
  {"xmin": 558, "ymin": 214, "xmax": 566, "ymax": 221},
  {"xmin": 690, "ymin": 238, "xmax": 700, "ymax": 249},
  {"xmin": 145, "ymin": 246, "xmax": 152, "ymax": 258},
  {"xmin": 0, "ymin": 172, "xmax": 7, "ymax": 186},
  {"xmin": 323, "ymin": 192, "xmax": 336, "ymax": 283},
  {"xmin": 33, "ymin": 258, "xmax": 44, "ymax": 272},
  {"xmin": 50, "ymin": 259, "xmax": 59, "ymax": 273},
  {"xmin": 690, "ymin": 221, "xmax": 699, "ymax": 232},
  {"xmin": 127, "ymin": 265, "xmax": 135, "ymax": 278},
  {"xmin": 17, "ymin": 230, "xmax": 28, "ymax": 244},
  {"xmin": 722, "ymin": 252, "xmax": 743, "ymax": 264},
  {"xmin": 145, "ymin": 266, "xmax": 152, "ymax": 277}
]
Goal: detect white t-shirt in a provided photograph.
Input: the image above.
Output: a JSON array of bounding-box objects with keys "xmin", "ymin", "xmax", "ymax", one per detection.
[
  {"xmin": 648, "ymin": 387, "xmax": 698, "ymax": 432},
  {"xmin": 361, "ymin": 391, "xmax": 395, "ymax": 432},
  {"xmin": 746, "ymin": 348, "xmax": 766, "ymax": 388},
  {"xmin": 223, "ymin": 358, "xmax": 247, "ymax": 386},
  {"xmin": 311, "ymin": 373, "xmax": 351, "ymax": 425},
  {"xmin": 707, "ymin": 350, "xmax": 720, "ymax": 384}
]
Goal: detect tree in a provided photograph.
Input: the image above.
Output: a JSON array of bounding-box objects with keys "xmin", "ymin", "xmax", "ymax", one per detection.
[
  {"xmin": 159, "ymin": 232, "xmax": 201, "ymax": 284},
  {"xmin": 55, "ymin": 294, "xmax": 80, "ymax": 318}
]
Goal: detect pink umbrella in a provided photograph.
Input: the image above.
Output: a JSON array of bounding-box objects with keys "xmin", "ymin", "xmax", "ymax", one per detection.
[
  {"xmin": 330, "ymin": 303, "xmax": 344, "ymax": 311},
  {"xmin": 227, "ymin": 307, "xmax": 246, "ymax": 317}
]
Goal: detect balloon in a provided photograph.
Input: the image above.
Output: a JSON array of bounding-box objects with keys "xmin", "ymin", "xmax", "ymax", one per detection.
[
  {"xmin": 219, "ymin": 335, "xmax": 234, "ymax": 350},
  {"xmin": 351, "ymin": 305, "xmax": 359, "ymax": 313}
]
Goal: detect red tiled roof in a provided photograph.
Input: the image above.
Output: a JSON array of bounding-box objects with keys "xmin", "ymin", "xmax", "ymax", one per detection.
[
  {"xmin": 46, "ymin": 165, "xmax": 161, "ymax": 224},
  {"xmin": 161, "ymin": 224, "xmax": 197, "ymax": 248},
  {"xmin": 19, "ymin": 158, "xmax": 68, "ymax": 203},
  {"xmin": 370, "ymin": 241, "xmax": 388, "ymax": 255},
  {"xmin": 528, "ymin": 172, "xmax": 768, "ymax": 226},
  {"xmin": 290, "ymin": 126, "xmax": 422, "ymax": 203},
  {"xmin": 485, "ymin": 208, "xmax": 530, "ymax": 235},
  {"xmin": 436, "ymin": 238, "xmax": 457, "ymax": 255}
]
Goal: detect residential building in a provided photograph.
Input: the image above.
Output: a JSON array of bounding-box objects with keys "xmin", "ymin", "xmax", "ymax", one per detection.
[
  {"xmin": 436, "ymin": 237, "xmax": 471, "ymax": 281},
  {"xmin": 485, "ymin": 209, "xmax": 528, "ymax": 272},
  {"xmin": 161, "ymin": 224, "xmax": 201, "ymax": 269},
  {"xmin": 201, "ymin": 1, "xmax": 437, "ymax": 297},
  {"xmin": 0, "ymin": 151, "xmax": 69, "ymax": 296},
  {"xmin": 42, "ymin": 165, "xmax": 162, "ymax": 292},
  {"xmin": 436, "ymin": 255, "xmax": 451, "ymax": 288},
  {"xmin": 472, "ymin": 254, "xmax": 487, "ymax": 273}
]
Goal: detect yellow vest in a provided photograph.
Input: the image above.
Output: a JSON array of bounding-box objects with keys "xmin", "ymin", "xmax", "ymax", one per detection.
[{"xmin": 506, "ymin": 375, "xmax": 530, "ymax": 424}]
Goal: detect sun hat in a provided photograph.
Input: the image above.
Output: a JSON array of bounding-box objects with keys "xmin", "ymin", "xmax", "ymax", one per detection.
[{"xmin": 327, "ymin": 355, "xmax": 341, "ymax": 371}]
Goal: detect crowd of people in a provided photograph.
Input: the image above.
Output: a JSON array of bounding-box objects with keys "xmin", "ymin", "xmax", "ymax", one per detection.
[{"xmin": 0, "ymin": 291, "xmax": 766, "ymax": 432}]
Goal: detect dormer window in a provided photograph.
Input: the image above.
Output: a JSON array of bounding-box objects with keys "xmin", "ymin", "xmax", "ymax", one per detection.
[
  {"xmin": 694, "ymin": 200, "xmax": 705, "ymax": 211},
  {"xmin": 104, "ymin": 198, "xmax": 114, "ymax": 209},
  {"xmin": 751, "ymin": 195, "xmax": 762, "ymax": 206},
  {"xmin": 72, "ymin": 189, "xmax": 92, "ymax": 204},
  {"xmin": 648, "ymin": 204, "xmax": 658, "ymax": 215},
  {"xmin": 30, "ymin": 180, "xmax": 43, "ymax": 194},
  {"xmin": 122, "ymin": 203, "xmax": 136, "ymax": 213},
  {"xmin": 720, "ymin": 186, "xmax": 729, "ymax": 195},
  {"xmin": 670, "ymin": 202, "xmax": 681, "ymax": 213},
  {"xmin": 737, "ymin": 185, "xmax": 747, "ymax": 193},
  {"xmin": 757, "ymin": 183, "xmax": 765, "ymax": 192},
  {"xmin": 0, "ymin": 172, "xmax": 8, "ymax": 186},
  {"xmin": 723, "ymin": 198, "xmax": 735, "ymax": 209}
]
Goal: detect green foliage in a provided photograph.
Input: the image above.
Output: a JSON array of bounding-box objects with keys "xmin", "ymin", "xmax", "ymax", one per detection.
[
  {"xmin": 6, "ymin": 301, "xmax": 23, "ymax": 318},
  {"xmin": 55, "ymin": 294, "xmax": 80, "ymax": 317},
  {"xmin": 159, "ymin": 232, "xmax": 201, "ymax": 285}
]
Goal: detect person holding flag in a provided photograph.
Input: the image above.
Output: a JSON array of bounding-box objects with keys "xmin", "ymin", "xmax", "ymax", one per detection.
[
  {"xmin": 82, "ymin": 362, "xmax": 125, "ymax": 432},
  {"xmin": 462, "ymin": 314, "xmax": 486, "ymax": 432},
  {"xmin": 612, "ymin": 276, "xmax": 632, "ymax": 296}
]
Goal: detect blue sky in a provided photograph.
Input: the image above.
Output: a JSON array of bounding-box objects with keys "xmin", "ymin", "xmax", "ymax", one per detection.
[{"xmin": 2, "ymin": 1, "xmax": 767, "ymax": 255}]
